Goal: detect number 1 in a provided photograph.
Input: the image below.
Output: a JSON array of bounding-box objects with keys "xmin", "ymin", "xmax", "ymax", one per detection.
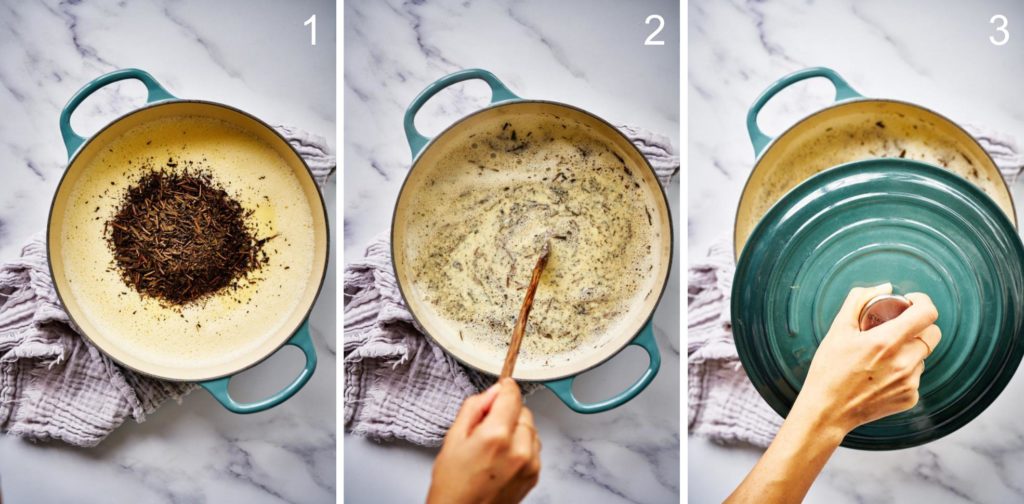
[{"xmin": 305, "ymin": 14, "xmax": 316, "ymax": 46}]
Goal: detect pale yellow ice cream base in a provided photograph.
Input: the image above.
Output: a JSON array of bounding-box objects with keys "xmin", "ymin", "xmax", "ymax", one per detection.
[{"xmin": 60, "ymin": 115, "xmax": 315, "ymax": 372}]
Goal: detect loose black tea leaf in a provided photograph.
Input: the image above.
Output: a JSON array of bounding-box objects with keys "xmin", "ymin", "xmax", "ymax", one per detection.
[{"xmin": 105, "ymin": 168, "xmax": 271, "ymax": 305}]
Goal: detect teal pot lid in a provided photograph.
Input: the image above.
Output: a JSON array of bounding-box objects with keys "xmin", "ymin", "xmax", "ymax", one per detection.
[{"xmin": 733, "ymin": 159, "xmax": 1024, "ymax": 450}]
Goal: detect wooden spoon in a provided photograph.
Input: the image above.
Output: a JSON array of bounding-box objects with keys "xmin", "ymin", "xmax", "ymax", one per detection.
[{"xmin": 500, "ymin": 241, "xmax": 551, "ymax": 379}]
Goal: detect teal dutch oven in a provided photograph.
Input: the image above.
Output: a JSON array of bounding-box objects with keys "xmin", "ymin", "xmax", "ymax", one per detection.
[
  {"xmin": 733, "ymin": 159, "xmax": 1024, "ymax": 449},
  {"xmin": 48, "ymin": 69, "xmax": 329, "ymax": 413},
  {"xmin": 391, "ymin": 69, "xmax": 673, "ymax": 413},
  {"xmin": 732, "ymin": 68, "xmax": 1024, "ymax": 449},
  {"xmin": 734, "ymin": 66, "xmax": 1017, "ymax": 260}
]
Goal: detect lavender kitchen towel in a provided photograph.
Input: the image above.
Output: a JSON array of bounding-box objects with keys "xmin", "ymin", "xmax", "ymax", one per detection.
[
  {"xmin": 687, "ymin": 240, "xmax": 782, "ymax": 448},
  {"xmin": 688, "ymin": 125, "xmax": 1024, "ymax": 449},
  {"xmin": 0, "ymin": 126, "xmax": 334, "ymax": 448},
  {"xmin": 344, "ymin": 126, "xmax": 679, "ymax": 447}
]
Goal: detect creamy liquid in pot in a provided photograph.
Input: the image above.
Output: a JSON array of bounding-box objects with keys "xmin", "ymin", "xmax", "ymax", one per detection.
[
  {"xmin": 748, "ymin": 111, "xmax": 1009, "ymax": 227},
  {"xmin": 61, "ymin": 116, "xmax": 315, "ymax": 371},
  {"xmin": 405, "ymin": 116, "xmax": 657, "ymax": 367}
]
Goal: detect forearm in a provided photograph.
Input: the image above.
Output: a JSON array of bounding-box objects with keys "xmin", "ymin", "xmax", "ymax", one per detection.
[
  {"xmin": 725, "ymin": 399, "xmax": 846, "ymax": 503},
  {"xmin": 725, "ymin": 286, "xmax": 938, "ymax": 502}
]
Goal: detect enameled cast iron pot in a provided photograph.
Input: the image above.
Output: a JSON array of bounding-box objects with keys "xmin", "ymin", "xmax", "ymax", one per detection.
[
  {"xmin": 734, "ymin": 67, "xmax": 1018, "ymax": 259},
  {"xmin": 733, "ymin": 158, "xmax": 1024, "ymax": 449},
  {"xmin": 392, "ymin": 69, "xmax": 673, "ymax": 413},
  {"xmin": 50, "ymin": 69, "xmax": 329, "ymax": 413},
  {"xmin": 732, "ymin": 68, "xmax": 1024, "ymax": 449}
]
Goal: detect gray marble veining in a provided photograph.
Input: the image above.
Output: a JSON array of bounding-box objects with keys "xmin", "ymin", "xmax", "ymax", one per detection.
[
  {"xmin": 689, "ymin": 1, "xmax": 1024, "ymax": 503},
  {"xmin": 343, "ymin": 0, "xmax": 680, "ymax": 503},
  {"xmin": 0, "ymin": 1, "xmax": 336, "ymax": 503}
]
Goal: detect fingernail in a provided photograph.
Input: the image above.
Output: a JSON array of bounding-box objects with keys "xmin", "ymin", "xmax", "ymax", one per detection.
[
  {"xmin": 486, "ymin": 383, "xmax": 501, "ymax": 393},
  {"xmin": 872, "ymin": 282, "xmax": 892, "ymax": 292}
]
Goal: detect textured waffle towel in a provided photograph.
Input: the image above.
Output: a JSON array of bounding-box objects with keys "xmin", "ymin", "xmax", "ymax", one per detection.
[
  {"xmin": 687, "ymin": 240, "xmax": 782, "ymax": 447},
  {"xmin": 688, "ymin": 126, "xmax": 1024, "ymax": 448},
  {"xmin": 0, "ymin": 126, "xmax": 334, "ymax": 448},
  {"xmin": 344, "ymin": 125, "xmax": 679, "ymax": 447}
]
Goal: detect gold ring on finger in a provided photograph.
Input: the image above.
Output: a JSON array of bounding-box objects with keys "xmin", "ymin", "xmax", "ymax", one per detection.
[
  {"xmin": 916, "ymin": 336, "xmax": 933, "ymax": 356},
  {"xmin": 518, "ymin": 421, "xmax": 537, "ymax": 435}
]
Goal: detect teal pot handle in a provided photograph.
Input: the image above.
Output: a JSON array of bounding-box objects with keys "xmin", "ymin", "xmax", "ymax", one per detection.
[
  {"xmin": 543, "ymin": 322, "xmax": 661, "ymax": 414},
  {"xmin": 403, "ymin": 68, "xmax": 520, "ymax": 159},
  {"xmin": 199, "ymin": 321, "xmax": 318, "ymax": 414},
  {"xmin": 60, "ymin": 68, "xmax": 176, "ymax": 159},
  {"xmin": 746, "ymin": 67, "xmax": 861, "ymax": 157}
]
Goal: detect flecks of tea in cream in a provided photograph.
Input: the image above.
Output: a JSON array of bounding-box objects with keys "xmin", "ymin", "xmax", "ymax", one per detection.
[
  {"xmin": 61, "ymin": 115, "xmax": 315, "ymax": 370},
  {"xmin": 405, "ymin": 115, "xmax": 657, "ymax": 367},
  {"xmin": 747, "ymin": 112, "xmax": 1011, "ymax": 231}
]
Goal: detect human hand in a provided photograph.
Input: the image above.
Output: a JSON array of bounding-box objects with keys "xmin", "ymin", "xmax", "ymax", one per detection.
[
  {"xmin": 726, "ymin": 283, "xmax": 938, "ymax": 503},
  {"xmin": 792, "ymin": 283, "xmax": 941, "ymax": 436},
  {"xmin": 427, "ymin": 377, "xmax": 541, "ymax": 504}
]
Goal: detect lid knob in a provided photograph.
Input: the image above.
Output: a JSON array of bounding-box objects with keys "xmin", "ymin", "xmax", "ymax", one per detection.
[{"xmin": 859, "ymin": 294, "xmax": 912, "ymax": 331}]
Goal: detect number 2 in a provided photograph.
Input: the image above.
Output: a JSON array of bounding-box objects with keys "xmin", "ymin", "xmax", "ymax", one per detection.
[
  {"xmin": 991, "ymin": 14, "xmax": 1009, "ymax": 46},
  {"xmin": 645, "ymin": 14, "xmax": 665, "ymax": 46},
  {"xmin": 305, "ymin": 14, "xmax": 317, "ymax": 46}
]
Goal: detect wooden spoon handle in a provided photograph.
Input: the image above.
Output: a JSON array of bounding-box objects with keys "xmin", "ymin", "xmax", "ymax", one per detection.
[{"xmin": 500, "ymin": 243, "xmax": 550, "ymax": 379}]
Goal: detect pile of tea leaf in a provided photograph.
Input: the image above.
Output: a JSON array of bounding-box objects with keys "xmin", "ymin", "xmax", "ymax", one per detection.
[{"xmin": 105, "ymin": 168, "xmax": 271, "ymax": 305}]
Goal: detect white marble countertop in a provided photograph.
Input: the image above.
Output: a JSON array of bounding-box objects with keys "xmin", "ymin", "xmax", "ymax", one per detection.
[
  {"xmin": 0, "ymin": 1, "xmax": 337, "ymax": 502},
  {"xmin": 689, "ymin": 0, "xmax": 1024, "ymax": 502},
  {"xmin": 343, "ymin": 0, "xmax": 680, "ymax": 502}
]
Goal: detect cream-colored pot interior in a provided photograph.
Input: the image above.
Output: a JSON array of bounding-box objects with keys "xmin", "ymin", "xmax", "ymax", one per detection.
[
  {"xmin": 392, "ymin": 101, "xmax": 672, "ymax": 382},
  {"xmin": 735, "ymin": 99, "xmax": 1016, "ymax": 259},
  {"xmin": 48, "ymin": 101, "xmax": 329, "ymax": 381}
]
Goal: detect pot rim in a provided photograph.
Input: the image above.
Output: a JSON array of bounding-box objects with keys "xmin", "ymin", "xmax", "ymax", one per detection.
[
  {"xmin": 47, "ymin": 98, "xmax": 331, "ymax": 382},
  {"xmin": 390, "ymin": 98, "xmax": 674, "ymax": 382},
  {"xmin": 732, "ymin": 96, "xmax": 1019, "ymax": 260}
]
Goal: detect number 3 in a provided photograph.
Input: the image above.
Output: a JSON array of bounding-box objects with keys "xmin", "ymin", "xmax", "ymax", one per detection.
[
  {"xmin": 991, "ymin": 14, "xmax": 1009, "ymax": 46},
  {"xmin": 645, "ymin": 14, "xmax": 665, "ymax": 46}
]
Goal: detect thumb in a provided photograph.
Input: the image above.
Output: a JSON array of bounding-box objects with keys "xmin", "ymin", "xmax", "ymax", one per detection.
[
  {"xmin": 447, "ymin": 383, "xmax": 502, "ymax": 439},
  {"xmin": 481, "ymin": 377, "xmax": 524, "ymax": 432},
  {"xmin": 831, "ymin": 283, "xmax": 893, "ymax": 331}
]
